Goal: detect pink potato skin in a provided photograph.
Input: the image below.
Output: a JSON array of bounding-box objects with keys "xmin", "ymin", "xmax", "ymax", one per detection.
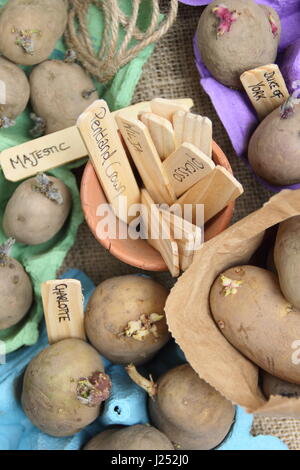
[{"xmin": 197, "ymin": 0, "xmax": 281, "ymax": 89}]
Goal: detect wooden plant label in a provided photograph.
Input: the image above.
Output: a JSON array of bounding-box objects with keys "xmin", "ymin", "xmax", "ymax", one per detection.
[
  {"xmin": 163, "ymin": 142, "xmax": 215, "ymax": 197},
  {"xmin": 141, "ymin": 189, "xmax": 180, "ymax": 277},
  {"xmin": 172, "ymin": 111, "xmax": 213, "ymax": 158},
  {"xmin": 77, "ymin": 100, "xmax": 140, "ymax": 223},
  {"xmin": 177, "ymin": 166, "xmax": 244, "ymax": 223},
  {"xmin": 150, "ymin": 98, "xmax": 193, "ymax": 121},
  {"xmin": 41, "ymin": 279, "xmax": 86, "ymax": 345},
  {"xmin": 161, "ymin": 209, "xmax": 203, "ymax": 271},
  {"xmin": 139, "ymin": 112, "xmax": 176, "ymax": 160},
  {"xmin": 0, "ymin": 126, "xmax": 87, "ymax": 182},
  {"xmin": 116, "ymin": 114, "xmax": 177, "ymax": 205},
  {"xmin": 240, "ymin": 64, "xmax": 289, "ymax": 119}
]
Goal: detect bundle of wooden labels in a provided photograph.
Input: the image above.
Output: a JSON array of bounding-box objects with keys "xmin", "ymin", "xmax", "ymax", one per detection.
[
  {"xmin": 78, "ymin": 98, "xmax": 244, "ymax": 277},
  {"xmin": 0, "ymin": 97, "xmax": 244, "ymax": 277}
]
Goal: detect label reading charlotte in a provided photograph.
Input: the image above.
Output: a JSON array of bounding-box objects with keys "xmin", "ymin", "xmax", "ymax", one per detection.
[
  {"xmin": 52, "ymin": 283, "xmax": 70, "ymax": 322},
  {"xmin": 41, "ymin": 279, "xmax": 86, "ymax": 344}
]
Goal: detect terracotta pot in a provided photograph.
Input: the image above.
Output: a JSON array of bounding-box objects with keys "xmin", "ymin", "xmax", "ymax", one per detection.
[{"xmin": 80, "ymin": 140, "xmax": 235, "ymax": 271}]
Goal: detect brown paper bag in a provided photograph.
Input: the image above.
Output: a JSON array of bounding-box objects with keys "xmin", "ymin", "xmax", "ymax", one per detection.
[{"xmin": 165, "ymin": 189, "xmax": 300, "ymax": 418}]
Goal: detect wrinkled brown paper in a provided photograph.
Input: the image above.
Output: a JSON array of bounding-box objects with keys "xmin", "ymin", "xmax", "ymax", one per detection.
[{"xmin": 166, "ymin": 189, "xmax": 300, "ymax": 418}]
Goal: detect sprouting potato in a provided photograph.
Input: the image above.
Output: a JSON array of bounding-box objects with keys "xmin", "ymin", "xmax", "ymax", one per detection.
[
  {"xmin": 85, "ymin": 275, "xmax": 171, "ymax": 365},
  {"xmin": 22, "ymin": 338, "xmax": 112, "ymax": 437},
  {"xmin": 0, "ymin": 0, "xmax": 68, "ymax": 66},
  {"xmin": 210, "ymin": 265, "xmax": 300, "ymax": 384},
  {"xmin": 127, "ymin": 363, "xmax": 235, "ymax": 450},
  {"xmin": 197, "ymin": 0, "xmax": 280, "ymax": 89},
  {"xmin": 3, "ymin": 173, "xmax": 72, "ymax": 245}
]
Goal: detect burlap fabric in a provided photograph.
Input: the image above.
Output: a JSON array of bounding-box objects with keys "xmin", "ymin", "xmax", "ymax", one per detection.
[{"xmin": 60, "ymin": 2, "xmax": 300, "ymax": 450}]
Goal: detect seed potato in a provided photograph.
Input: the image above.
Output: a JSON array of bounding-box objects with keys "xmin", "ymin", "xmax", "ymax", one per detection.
[
  {"xmin": 84, "ymin": 425, "xmax": 174, "ymax": 450},
  {"xmin": 30, "ymin": 60, "xmax": 98, "ymax": 134},
  {"xmin": 0, "ymin": 0, "xmax": 68, "ymax": 66},
  {"xmin": 85, "ymin": 275, "xmax": 170, "ymax": 365},
  {"xmin": 3, "ymin": 174, "xmax": 72, "ymax": 245},
  {"xmin": 248, "ymin": 101, "xmax": 300, "ymax": 185},
  {"xmin": 274, "ymin": 216, "xmax": 300, "ymax": 308},
  {"xmin": 262, "ymin": 371, "xmax": 300, "ymax": 399},
  {"xmin": 197, "ymin": 0, "xmax": 280, "ymax": 89},
  {"xmin": 22, "ymin": 338, "xmax": 111, "ymax": 437},
  {"xmin": 210, "ymin": 265, "xmax": 300, "ymax": 384},
  {"xmin": 149, "ymin": 364, "xmax": 235, "ymax": 450}
]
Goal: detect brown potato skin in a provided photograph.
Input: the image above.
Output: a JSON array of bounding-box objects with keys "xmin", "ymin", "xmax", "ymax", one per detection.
[
  {"xmin": 85, "ymin": 275, "xmax": 170, "ymax": 365},
  {"xmin": 248, "ymin": 103, "xmax": 300, "ymax": 185},
  {"xmin": 262, "ymin": 371, "xmax": 300, "ymax": 399},
  {"xmin": 0, "ymin": 57, "xmax": 30, "ymax": 120},
  {"xmin": 22, "ymin": 339, "xmax": 105, "ymax": 437},
  {"xmin": 149, "ymin": 364, "xmax": 235, "ymax": 450},
  {"xmin": 84, "ymin": 425, "xmax": 174, "ymax": 450},
  {"xmin": 3, "ymin": 176, "xmax": 72, "ymax": 245},
  {"xmin": 274, "ymin": 216, "xmax": 300, "ymax": 308},
  {"xmin": 210, "ymin": 265, "xmax": 300, "ymax": 384},
  {"xmin": 197, "ymin": 0, "xmax": 280, "ymax": 89},
  {"xmin": 30, "ymin": 60, "xmax": 98, "ymax": 134},
  {"xmin": 0, "ymin": 257, "xmax": 32, "ymax": 330},
  {"xmin": 0, "ymin": 0, "xmax": 68, "ymax": 66}
]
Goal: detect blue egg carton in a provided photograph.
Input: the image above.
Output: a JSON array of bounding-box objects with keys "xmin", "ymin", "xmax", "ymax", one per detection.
[{"xmin": 0, "ymin": 269, "xmax": 288, "ymax": 450}]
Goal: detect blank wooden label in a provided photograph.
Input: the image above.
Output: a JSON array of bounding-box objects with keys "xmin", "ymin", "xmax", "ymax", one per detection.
[
  {"xmin": 141, "ymin": 189, "xmax": 179, "ymax": 277},
  {"xmin": 41, "ymin": 279, "xmax": 86, "ymax": 345},
  {"xmin": 172, "ymin": 111, "xmax": 212, "ymax": 158},
  {"xmin": 163, "ymin": 142, "xmax": 215, "ymax": 197},
  {"xmin": 77, "ymin": 100, "xmax": 140, "ymax": 223},
  {"xmin": 177, "ymin": 166, "xmax": 244, "ymax": 223},
  {"xmin": 150, "ymin": 98, "xmax": 193, "ymax": 121},
  {"xmin": 161, "ymin": 209, "xmax": 203, "ymax": 271},
  {"xmin": 240, "ymin": 64, "xmax": 289, "ymax": 119},
  {"xmin": 140, "ymin": 112, "xmax": 176, "ymax": 160},
  {"xmin": 0, "ymin": 126, "xmax": 87, "ymax": 182},
  {"xmin": 116, "ymin": 114, "xmax": 176, "ymax": 205}
]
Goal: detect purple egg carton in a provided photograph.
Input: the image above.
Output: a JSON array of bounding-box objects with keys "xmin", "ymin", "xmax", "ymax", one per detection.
[{"xmin": 179, "ymin": 0, "xmax": 300, "ymax": 192}]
